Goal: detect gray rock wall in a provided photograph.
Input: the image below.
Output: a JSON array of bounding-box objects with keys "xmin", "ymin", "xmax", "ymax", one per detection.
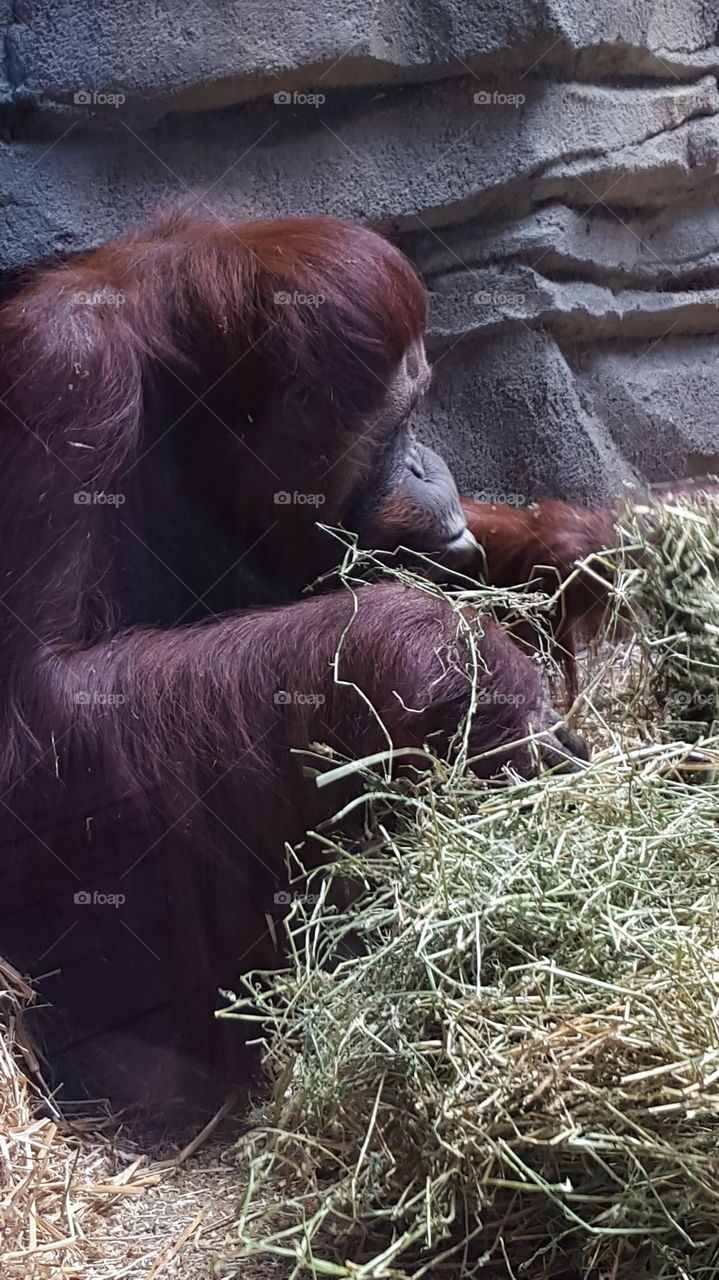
[{"xmin": 2, "ymin": 1, "xmax": 719, "ymax": 501}]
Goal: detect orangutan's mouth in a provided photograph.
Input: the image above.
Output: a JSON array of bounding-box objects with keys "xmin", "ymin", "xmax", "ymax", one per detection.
[{"xmin": 437, "ymin": 526, "xmax": 480, "ymax": 562}]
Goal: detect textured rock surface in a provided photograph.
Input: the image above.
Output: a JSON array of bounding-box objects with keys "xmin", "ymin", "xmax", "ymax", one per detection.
[{"xmin": 1, "ymin": 0, "xmax": 718, "ymax": 500}]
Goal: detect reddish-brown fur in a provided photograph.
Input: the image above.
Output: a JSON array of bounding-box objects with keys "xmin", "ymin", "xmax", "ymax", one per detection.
[
  {"xmin": 461, "ymin": 484, "xmax": 719, "ymax": 701},
  {"xmin": 0, "ymin": 211, "xmax": 580, "ymax": 1107},
  {"xmin": 460, "ymin": 497, "xmax": 616, "ymax": 701}
]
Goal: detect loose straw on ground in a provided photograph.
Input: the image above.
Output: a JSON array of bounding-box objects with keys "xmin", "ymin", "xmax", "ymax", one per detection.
[{"xmin": 0, "ymin": 963, "xmax": 240, "ymax": 1277}]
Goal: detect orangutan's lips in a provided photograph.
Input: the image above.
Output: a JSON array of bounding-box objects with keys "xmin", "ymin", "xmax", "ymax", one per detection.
[{"xmin": 439, "ymin": 527, "xmax": 480, "ymax": 562}]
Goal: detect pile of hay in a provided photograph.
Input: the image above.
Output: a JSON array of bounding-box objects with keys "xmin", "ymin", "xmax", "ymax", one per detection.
[
  {"xmin": 615, "ymin": 490, "xmax": 719, "ymax": 744},
  {"xmin": 229, "ymin": 492, "xmax": 719, "ymax": 1280}
]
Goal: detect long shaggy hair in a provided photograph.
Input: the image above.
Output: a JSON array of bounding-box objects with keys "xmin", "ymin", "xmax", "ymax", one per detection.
[{"xmin": 0, "ymin": 211, "xmax": 582, "ymax": 1102}]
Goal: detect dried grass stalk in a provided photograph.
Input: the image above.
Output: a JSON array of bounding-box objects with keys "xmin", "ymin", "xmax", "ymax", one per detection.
[{"xmin": 228, "ymin": 494, "xmax": 719, "ymax": 1280}]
